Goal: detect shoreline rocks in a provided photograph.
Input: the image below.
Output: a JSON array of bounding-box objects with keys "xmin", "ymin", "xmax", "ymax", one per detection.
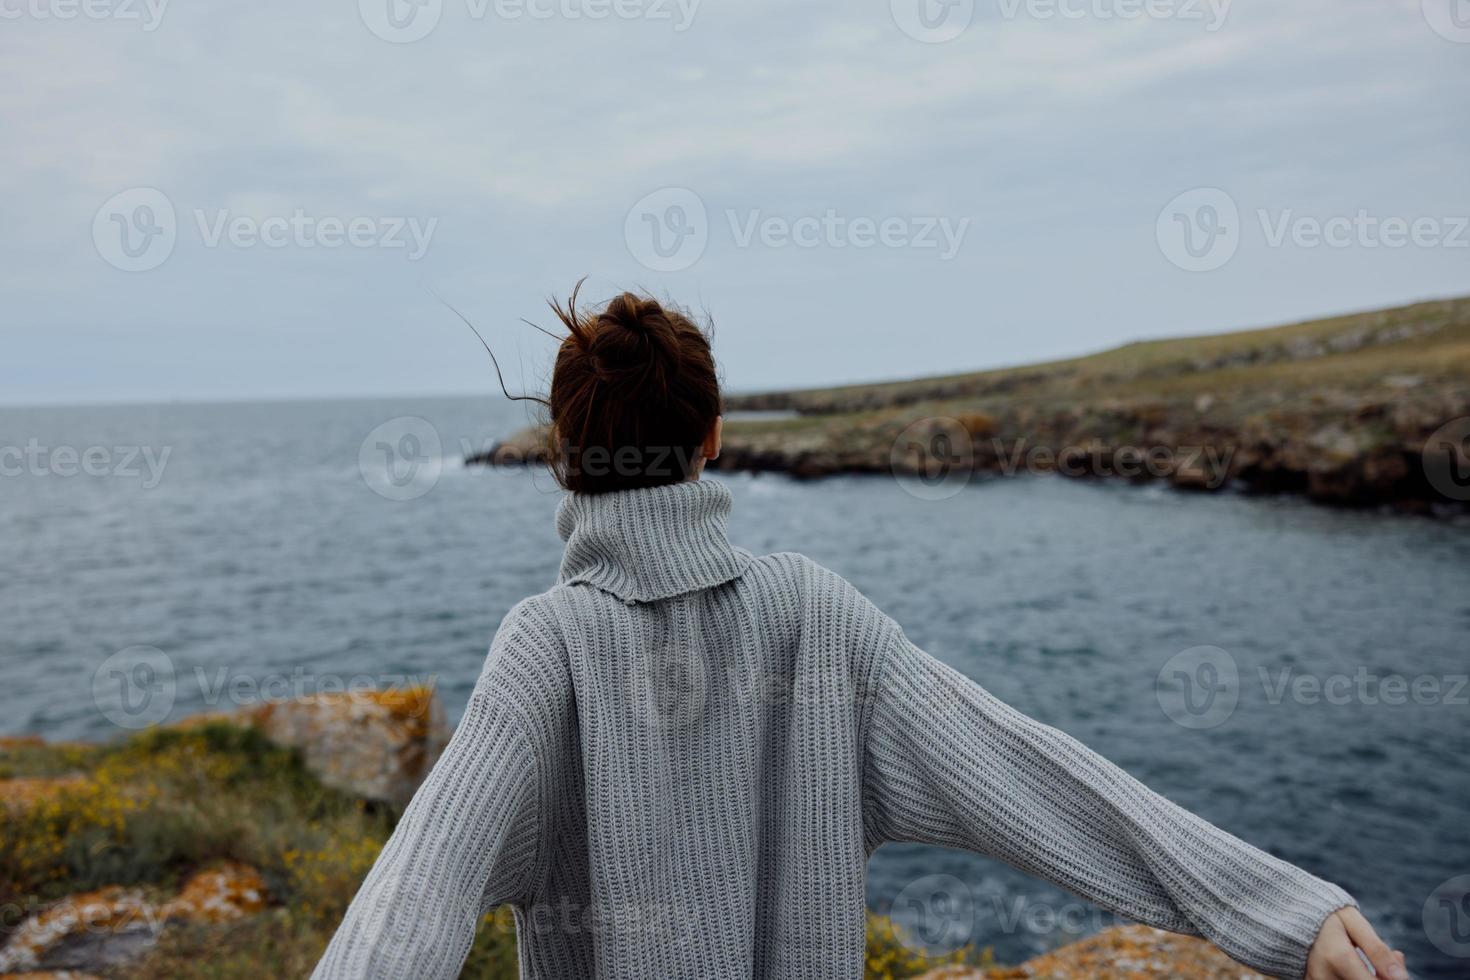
[{"xmin": 470, "ymin": 411, "xmax": 1468, "ymax": 512}]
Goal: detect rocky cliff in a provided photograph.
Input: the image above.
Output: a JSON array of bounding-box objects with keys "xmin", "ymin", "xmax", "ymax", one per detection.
[{"xmin": 471, "ymin": 296, "xmax": 1470, "ymax": 511}]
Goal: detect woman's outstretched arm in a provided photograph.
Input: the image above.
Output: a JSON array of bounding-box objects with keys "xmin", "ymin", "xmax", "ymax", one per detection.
[
  {"xmin": 862, "ymin": 632, "xmax": 1404, "ymax": 980},
  {"xmin": 311, "ymin": 628, "xmax": 542, "ymax": 979}
]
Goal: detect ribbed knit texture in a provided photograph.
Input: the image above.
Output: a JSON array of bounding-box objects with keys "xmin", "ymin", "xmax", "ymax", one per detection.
[{"xmin": 313, "ymin": 479, "xmax": 1353, "ymax": 980}]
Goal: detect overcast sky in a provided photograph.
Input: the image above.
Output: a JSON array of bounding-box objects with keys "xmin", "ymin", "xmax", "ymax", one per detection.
[{"xmin": 2, "ymin": 0, "xmax": 1466, "ymax": 405}]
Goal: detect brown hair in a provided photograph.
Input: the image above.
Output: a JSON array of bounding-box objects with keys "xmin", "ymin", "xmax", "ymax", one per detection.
[{"xmin": 537, "ymin": 282, "xmax": 721, "ymax": 494}]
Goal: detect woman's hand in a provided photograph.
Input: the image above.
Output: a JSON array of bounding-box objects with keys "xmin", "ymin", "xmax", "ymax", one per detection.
[{"xmin": 1306, "ymin": 907, "xmax": 1408, "ymax": 979}]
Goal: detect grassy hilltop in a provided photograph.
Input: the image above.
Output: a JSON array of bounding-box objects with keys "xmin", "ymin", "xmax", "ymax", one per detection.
[
  {"xmin": 726, "ymin": 297, "xmax": 1469, "ymax": 415},
  {"xmin": 711, "ymin": 296, "xmax": 1470, "ymax": 506}
]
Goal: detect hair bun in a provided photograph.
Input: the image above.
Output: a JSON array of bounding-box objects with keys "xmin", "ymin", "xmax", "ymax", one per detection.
[
  {"xmin": 546, "ymin": 281, "xmax": 722, "ymax": 493},
  {"xmin": 599, "ymin": 292, "xmax": 665, "ymax": 339},
  {"xmin": 587, "ymin": 292, "xmax": 680, "ymax": 383}
]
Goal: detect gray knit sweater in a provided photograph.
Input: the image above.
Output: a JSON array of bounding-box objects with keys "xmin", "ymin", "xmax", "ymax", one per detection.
[{"xmin": 313, "ymin": 478, "xmax": 1353, "ymax": 980}]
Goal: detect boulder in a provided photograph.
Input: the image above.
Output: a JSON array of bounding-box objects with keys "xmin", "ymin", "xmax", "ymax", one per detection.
[{"xmin": 241, "ymin": 686, "xmax": 448, "ymax": 809}]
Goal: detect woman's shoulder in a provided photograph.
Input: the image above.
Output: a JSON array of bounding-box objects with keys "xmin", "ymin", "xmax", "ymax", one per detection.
[
  {"xmin": 738, "ymin": 552, "xmax": 896, "ymax": 634},
  {"xmin": 742, "ymin": 550, "xmax": 860, "ymax": 596}
]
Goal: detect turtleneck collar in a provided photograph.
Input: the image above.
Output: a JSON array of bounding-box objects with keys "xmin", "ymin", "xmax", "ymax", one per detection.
[{"xmin": 555, "ymin": 479, "xmax": 753, "ymax": 605}]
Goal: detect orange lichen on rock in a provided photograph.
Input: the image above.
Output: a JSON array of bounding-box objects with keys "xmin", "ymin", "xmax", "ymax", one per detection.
[
  {"xmin": 362, "ymin": 683, "xmax": 439, "ymax": 718},
  {"xmin": 0, "ymin": 886, "xmax": 154, "ymax": 973},
  {"xmin": 244, "ymin": 687, "xmax": 448, "ymax": 808},
  {"xmin": 161, "ymin": 862, "xmax": 266, "ymax": 923},
  {"xmin": 918, "ymin": 925, "xmax": 1267, "ymax": 980},
  {"xmin": 0, "ymin": 865, "xmax": 266, "ymax": 975}
]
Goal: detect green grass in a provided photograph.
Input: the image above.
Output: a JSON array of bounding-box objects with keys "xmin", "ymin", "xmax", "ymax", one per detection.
[
  {"xmin": 0, "ymin": 724, "xmax": 407, "ymax": 976},
  {"xmin": 723, "ymin": 295, "xmax": 1470, "ymax": 421}
]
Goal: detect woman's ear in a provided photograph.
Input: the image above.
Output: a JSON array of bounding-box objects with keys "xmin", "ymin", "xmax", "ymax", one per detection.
[{"xmin": 703, "ymin": 416, "xmax": 723, "ymax": 461}]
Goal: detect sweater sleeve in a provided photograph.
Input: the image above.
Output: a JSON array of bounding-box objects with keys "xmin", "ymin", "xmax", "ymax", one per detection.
[
  {"xmin": 311, "ymin": 650, "xmax": 541, "ymax": 978},
  {"xmin": 863, "ymin": 632, "xmax": 1355, "ymax": 980}
]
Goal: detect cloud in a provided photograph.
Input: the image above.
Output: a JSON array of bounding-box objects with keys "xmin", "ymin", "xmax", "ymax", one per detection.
[{"xmin": 0, "ymin": 0, "xmax": 1465, "ymax": 403}]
